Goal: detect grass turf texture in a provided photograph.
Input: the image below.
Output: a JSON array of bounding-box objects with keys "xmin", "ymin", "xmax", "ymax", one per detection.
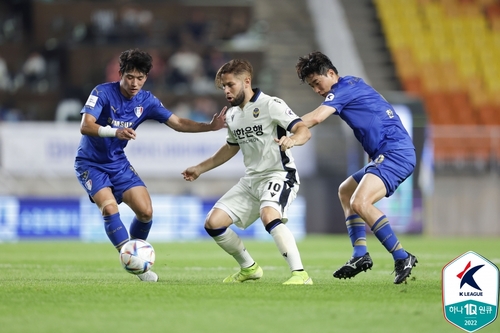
[{"xmin": 1, "ymin": 235, "xmax": 499, "ymax": 333}]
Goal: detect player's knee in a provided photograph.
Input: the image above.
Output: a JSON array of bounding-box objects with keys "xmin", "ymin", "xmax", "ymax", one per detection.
[
  {"xmin": 204, "ymin": 216, "xmax": 218, "ymax": 230},
  {"xmin": 350, "ymin": 196, "xmax": 367, "ymax": 216},
  {"xmin": 338, "ymin": 181, "xmax": 350, "ymax": 198},
  {"xmin": 135, "ymin": 208, "xmax": 153, "ymax": 222},
  {"xmin": 204, "ymin": 208, "xmax": 231, "ymax": 229},
  {"xmin": 338, "ymin": 187, "xmax": 352, "ymax": 208},
  {"xmin": 260, "ymin": 203, "xmax": 280, "ymax": 223},
  {"xmin": 99, "ymin": 199, "xmax": 119, "ymax": 216},
  {"xmin": 338, "ymin": 190, "xmax": 350, "ymax": 206}
]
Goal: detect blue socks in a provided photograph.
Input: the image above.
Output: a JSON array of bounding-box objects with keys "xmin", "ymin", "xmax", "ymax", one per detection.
[
  {"xmin": 130, "ymin": 217, "xmax": 153, "ymax": 240},
  {"xmin": 371, "ymin": 215, "xmax": 407, "ymax": 260},
  {"xmin": 104, "ymin": 213, "xmax": 129, "ymax": 251},
  {"xmin": 346, "ymin": 215, "xmax": 367, "ymax": 257},
  {"xmin": 104, "ymin": 214, "xmax": 156, "ymax": 252}
]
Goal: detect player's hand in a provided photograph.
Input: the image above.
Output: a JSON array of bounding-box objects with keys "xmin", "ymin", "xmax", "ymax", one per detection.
[
  {"xmin": 116, "ymin": 128, "xmax": 136, "ymax": 140},
  {"xmin": 209, "ymin": 106, "xmax": 228, "ymax": 131},
  {"xmin": 182, "ymin": 166, "xmax": 201, "ymax": 182},
  {"xmin": 275, "ymin": 136, "xmax": 296, "ymax": 151}
]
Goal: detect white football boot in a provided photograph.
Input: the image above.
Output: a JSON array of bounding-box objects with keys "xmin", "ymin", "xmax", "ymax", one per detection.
[{"xmin": 137, "ymin": 270, "xmax": 158, "ymax": 282}]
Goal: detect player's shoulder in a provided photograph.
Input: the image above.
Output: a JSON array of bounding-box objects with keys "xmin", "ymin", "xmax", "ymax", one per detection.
[
  {"xmin": 270, "ymin": 96, "xmax": 287, "ymax": 105},
  {"xmin": 260, "ymin": 94, "xmax": 299, "ymax": 121},
  {"xmin": 136, "ymin": 89, "xmax": 154, "ymax": 102},
  {"xmin": 133, "ymin": 89, "xmax": 162, "ymax": 108},
  {"xmin": 338, "ymin": 75, "xmax": 368, "ymax": 88},
  {"xmin": 139, "ymin": 88, "xmax": 153, "ymax": 98},
  {"xmin": 268, "ymin": 97, "xmax": 292, "ymax": 116},
  {"xmin": 95, "ymin": 81, "xmax": 117, "ymax": 92},
  {"xmin": 257, "ymin": 92, "xmax": 288, "ymax": 109},
  {"xmin": 90, "ymin": 82, "xmax": 118, "ymax": 100}
]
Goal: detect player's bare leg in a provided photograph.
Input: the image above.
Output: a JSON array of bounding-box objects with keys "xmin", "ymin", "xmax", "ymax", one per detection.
[
  {"xmin": 333, "ymin": 176, "xmax": 373, "ymax": 279},
  {"xmin": 205, "ymin": 208, "xmax": 262, "ymax": 283}
]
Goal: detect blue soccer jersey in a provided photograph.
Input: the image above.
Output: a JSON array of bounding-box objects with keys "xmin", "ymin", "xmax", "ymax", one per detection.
[
  {"xmin": 321, "ymin": 76, "xmax": 414, "ymax": 159},
  {"xmin": 75, "ymin": 82, "xmax": 173, "ymax": 167}
]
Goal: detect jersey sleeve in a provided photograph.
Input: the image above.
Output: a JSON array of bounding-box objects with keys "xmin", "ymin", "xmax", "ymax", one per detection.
[
  {"xmin": 82, "ymin": 85, "xmax": 107, "ymax": 119},
  {"xmin": 225, "ymin": 108, "xmax": 238, "ymax": 145},
  {"xmin": 269, "ymin": 97, "xmax": 301, "ymax": 132},
  {"xmin": 147, "ymin": 94, "xmax": 173, "ymax": 123},
  {"xmin": 321, "ymin": 79, "xmax": 355, "ymax": 114},
  {"xmin": 226, "ymin": 128, "xmax": 238, "ymax": 145}
]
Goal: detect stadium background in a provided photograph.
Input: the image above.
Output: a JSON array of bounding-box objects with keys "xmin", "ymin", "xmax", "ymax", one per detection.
[{"xmin": 0, "ymin": 0, "xmax": 499, "ymax": 241}]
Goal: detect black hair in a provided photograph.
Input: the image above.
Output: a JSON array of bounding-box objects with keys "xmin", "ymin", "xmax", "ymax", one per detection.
[
  {"xmin": 119, "ymin": 48, "xmax": 153, "ymax": 76},
  {"xmin": 295, "ymin": 51, "xmax": 338, "ymax": 83}
]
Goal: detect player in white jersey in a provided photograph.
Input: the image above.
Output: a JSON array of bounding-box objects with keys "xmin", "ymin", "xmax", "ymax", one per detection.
[{"xmin": 182, "ymin": 59, "xmax": 313, "ymax": 285}]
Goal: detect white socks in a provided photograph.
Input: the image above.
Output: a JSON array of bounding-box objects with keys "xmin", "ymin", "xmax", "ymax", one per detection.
[
  {"xmin": 213, "ymin": 228, "xmax": 255, "ymax": 268},
  {"xmin": 270, "ymin": 223, "xmax": 304, "ymax": 271},
  {"xmin": 213, "ymin": 224, "xmax": 305, "ymax": 272}
]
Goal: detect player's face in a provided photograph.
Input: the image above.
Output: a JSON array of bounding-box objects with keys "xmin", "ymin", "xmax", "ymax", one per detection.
[
  {"xmin": 305, "ymin": 69, "xmax": 338, "ymax": 98},
  {"xmin": 120, "ymin": 69, "xmax": 148, "ymax": 99},
  {"xmin": 220, "ymin": 73, "xmax": 247, "ymax": 107}
]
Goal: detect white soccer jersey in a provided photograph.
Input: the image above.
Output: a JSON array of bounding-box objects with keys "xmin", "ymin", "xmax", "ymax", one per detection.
[{"xmin": 225, "ymin": 89, "xmax": 302, "ymax": 184}]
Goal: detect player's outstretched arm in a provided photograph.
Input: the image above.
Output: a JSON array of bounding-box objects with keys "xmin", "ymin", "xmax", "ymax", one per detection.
[
  {"xmin": 209, "ymin": 106, "xmax": 228, "ymax": 130},
  {"xmin": 182, "ymin": 143, "xmax": 239, "ymax": 181},
  {"xmin": 166, "ymin": 106, "xmax": 227, "ymax": 133},
  {"xmin": 80, "ymin": 113, "xmax": 136, "ymax": 140},
  {"xmin": 182, "ymin": 166, "xmax": 202, "ymax": 182},
  {"xmin": 274, "ymin": 121, "xmax": 311, "ymax": 151},
  {"xmin": 301, "ymin": 105, "xmax": 337, "ymax": 128}
]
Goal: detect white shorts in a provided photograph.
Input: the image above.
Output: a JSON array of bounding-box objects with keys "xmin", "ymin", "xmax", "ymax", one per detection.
[{"xmin": 214, "ymin": 174, "xmax": 299, "ymax": 230}]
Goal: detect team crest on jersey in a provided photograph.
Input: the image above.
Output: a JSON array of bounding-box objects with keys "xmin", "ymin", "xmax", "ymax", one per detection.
[
  {"xmin": 325, "ymin": 93, "xmax": 335, "ymax": 101},
  {"xmin": 386, "ymin": 109, "xmax": 394, "ymax": 118},
  {"xmin": 253, "ymin": 108, "xmax": 260, "ymax": 118},
  {"xmin": 85, "ymin": 179, "xmax": 92, "ymax": 191},
  {"xmin": 134, "ymin": 106, "xmax": 144, "ymax": 117}
]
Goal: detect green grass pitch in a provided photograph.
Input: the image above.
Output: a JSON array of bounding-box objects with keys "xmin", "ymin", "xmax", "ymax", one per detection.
[{"xmin": 1, "ymin": 235, "xmax": 498, "ymax": 333}]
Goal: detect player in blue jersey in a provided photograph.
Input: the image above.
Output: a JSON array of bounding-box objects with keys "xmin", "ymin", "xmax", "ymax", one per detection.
[
  {"xmin": 74, "ymin": 48, "xmax": 226, "ymax": 282},
  {"xmin": 182, "ymin": 59, "xmax": 313, "ymax": 285},
  {"xmin": 295, "ymin": 51, "xmax": 417, "ymax": 284}
]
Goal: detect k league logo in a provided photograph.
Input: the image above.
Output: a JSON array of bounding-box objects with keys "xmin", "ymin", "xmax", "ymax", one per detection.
[
  {"xmin": 442, "ymin": 251, "xmax": 499, "ymax": 332},
  {"xmin": 458, "ymin": 261, "xmax": 484, "ymax": 293}
]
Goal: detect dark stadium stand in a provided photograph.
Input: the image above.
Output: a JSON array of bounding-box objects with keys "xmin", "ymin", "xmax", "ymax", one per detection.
[{"xmin": 0, "ymin": 1, "xmax": 262, "ymax": 121}]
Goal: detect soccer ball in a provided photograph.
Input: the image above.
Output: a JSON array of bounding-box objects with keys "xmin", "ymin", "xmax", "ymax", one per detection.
[{"xmin": 119, "ymin": 239, "xmax": 155, "ymax": 275}]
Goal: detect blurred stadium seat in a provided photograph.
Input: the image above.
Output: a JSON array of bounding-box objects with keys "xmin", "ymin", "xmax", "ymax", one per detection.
[{"xmin": 375, "ymin": 0, "xmax": 500, "ymax": 169}]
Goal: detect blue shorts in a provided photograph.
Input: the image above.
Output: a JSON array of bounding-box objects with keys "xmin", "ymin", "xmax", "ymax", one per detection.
[
  {"xmin": 352, "ymin": 149, "xmax": 416, "ymax": 197},
  {"xmin": 74, "ymin": 160, "xmax": 145, "ymax": 204}
]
